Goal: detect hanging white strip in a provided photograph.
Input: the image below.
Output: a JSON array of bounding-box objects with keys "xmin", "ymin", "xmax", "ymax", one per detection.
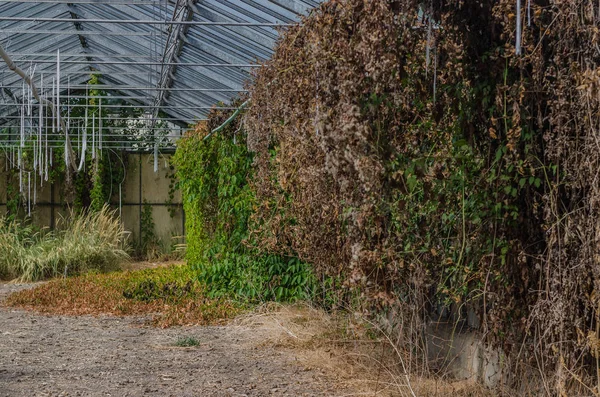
[
  {"xmin": 154, "ymin": 141, "xmax": 158, "ymax": 173},
  {"xmin": 426, "ymin": 11, "xmax": 432, "ymax": 75},
  {"xmin": 45, "ymin": 94, "xmax": 49, "ymax": 181},
  {"xmin": 84, "ymin": 85, "xmax": 88, "ymax": 159},
  {"xmin": 29, "ymin": 65, "xmax": 34, "ymax": 143},
  {"xmin": 66, "ymin": 76, "xmax": 70, "ymax": 131},
  {"xmin": 44, "ymin": 141, "xmax": 49, "ymax": 181},
  {"xmin": 64, "ymin": 135, "xmax": 69, "ymax": 168},
  {"xmin": 27, "ymin": 172, "xmax": 31, "ymax": 217},
  {"xmin": 52, "ymin": 77, "xmax": 55, "ymax": 135},
  {"xmin": 33, "ymin": 135, "xmax": 37, "ymax": 170},
  {"xmin": 92, "ymin": 113, "xmax": 96, "ymax": 160},
  {"xmin": 28, "ymin": 63, "xmax": 36, "ymax": 116},
  {"xmin": 27, "ymin": 64, "xmax": 31, "ymax": 116},
  {"xmin": 515, "ymin": 0, "xmax": 522, "ymax": 55},
  {"xmin": 99, "ymin": 99, "xmax": 102, "ymax": 153},
  {"xmin": 20, "ymin": 80, "xmax": 25, "ymax": 147},
  {"xmin": 56, "ymin": 49, "xmax": 60, "ymax": 130},
  {"xmin": 78, "ymin": 124, "xmax": 87, "ymax": 172},
  {"xmin": 119, "ymin": 183, "xmax": 122, "ymax": 220},
  {"xmin": 39, "ymin": 74, "xmax": 43, "ymax": 178}
]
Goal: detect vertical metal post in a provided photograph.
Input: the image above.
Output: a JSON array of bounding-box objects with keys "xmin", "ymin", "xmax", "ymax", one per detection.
[{"xmin": 138, "ymin": 153, "xmax": 142, "ymax": 247}]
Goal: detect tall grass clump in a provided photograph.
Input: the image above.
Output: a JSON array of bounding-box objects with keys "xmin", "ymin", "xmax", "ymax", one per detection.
[
  {"xmin": 0, "ymin": 205, "xmax": 129, "ymax": 282},
  {"xmin": 0, "ymin": 219, "xmax": 37, "ymax": 280}
]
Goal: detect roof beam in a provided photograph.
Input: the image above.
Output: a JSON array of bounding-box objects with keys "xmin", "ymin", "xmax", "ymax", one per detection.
[
  {"xmin": 147, "ymin": 0, "xmax": 197, "ymax": 168},
  {"xmin": 0, "ymin": 0, "xmax": 161, "ymax": 4},
  {"xmin": 0, "ymin": 16, "xmax": 292, "ymax": 27},
  {"xmin": 150, "ymin": 0, "xmax": 196, "ymax": 122},
  {"xmin": 7, "ymin": 59, "xmax": 254, "ymax": 67},
  {"xmin": 65, "ymin": 4, "xmax": 94, "ymax": 77}
]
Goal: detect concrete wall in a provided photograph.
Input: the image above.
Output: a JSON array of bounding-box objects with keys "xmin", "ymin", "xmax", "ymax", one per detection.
[
  {"xmin": 122, "ymin": 153, "xmax": 184, "ymax": 249},
  {"xmin": 0, "ymin": 153, "xmax": 183, "ymax": 251},
  {"xmin": 425, "ymin": 322, "xmax": 504, "ymax": 387},
  {"xmin": 382, "ymin": 304, "xmax": 505, "ymax": 388}
]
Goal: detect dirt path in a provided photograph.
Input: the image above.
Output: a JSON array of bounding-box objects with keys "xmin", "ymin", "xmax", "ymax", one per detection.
[{"xmin": 0, "ymin": 283, "xmax": 346, "ymax": 397}]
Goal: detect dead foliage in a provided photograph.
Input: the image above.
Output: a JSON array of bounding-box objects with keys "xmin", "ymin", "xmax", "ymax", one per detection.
[
  {"xmin": 237, "ymin": 0, "xmax": 600, "ymax": 393},
  {"xmin": 234, "ymin": 304, "xmax": 495, "ymax": 396},
  {"xmin": 4, "ymin": 264, "xmax": 243, "ymax": 327}
]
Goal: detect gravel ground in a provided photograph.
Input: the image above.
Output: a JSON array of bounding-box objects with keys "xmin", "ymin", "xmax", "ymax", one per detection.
[{"xmin": 0, "ymin": 283, "xmax": 345, "ymax": 397}]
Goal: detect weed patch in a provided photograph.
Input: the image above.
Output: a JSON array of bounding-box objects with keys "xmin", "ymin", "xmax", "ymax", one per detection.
[
  {"xmin": 174, "ymin": 336, "xmax": 201, "ymax": 347},
  {"xmin": 5, "ymin": 264, "xmax": 243, "ymax": 327},
  {"xmin": 235, "ymin": 304, "xmax": 494, "ymax": 397}
]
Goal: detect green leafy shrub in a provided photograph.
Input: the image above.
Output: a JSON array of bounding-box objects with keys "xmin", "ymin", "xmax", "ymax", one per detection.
[
  {"xmin": 199, "ymin": 253, "xmax": 314, "ymax": 301},
  {"xmin": 174, "ymin": 105, "xmax": 314, "ymax": 302},
  {"xmin": 123, "ymin": 279, "xmax": 193, "ymax": 302}
]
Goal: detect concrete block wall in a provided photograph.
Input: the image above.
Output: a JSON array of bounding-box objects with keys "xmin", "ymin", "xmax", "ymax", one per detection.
[
  {"xmin": 0, "ymin": 153, "xmax": 184, "ymax": 250},
  {"xmin": 123, "ymin": 153, "xmax": 184, "ymax": 249}
]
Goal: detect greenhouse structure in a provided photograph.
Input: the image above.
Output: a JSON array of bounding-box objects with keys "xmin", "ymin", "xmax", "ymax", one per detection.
[
  {"xmin": 2, "ymin": 1, "xmax": 599, "ymax": 396},
  {"xmin": 0, "ymin": 0, "xmax": 317, "ymax": 245}
]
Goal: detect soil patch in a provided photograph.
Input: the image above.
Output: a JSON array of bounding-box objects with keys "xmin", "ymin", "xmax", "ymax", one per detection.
[
  {"xmin": 0, "ymin": 278, "xmax": 492, "ymax": 396},
  {"xmin": 0, "ymin": 283, "xmax": 346, "ymax": 397}
]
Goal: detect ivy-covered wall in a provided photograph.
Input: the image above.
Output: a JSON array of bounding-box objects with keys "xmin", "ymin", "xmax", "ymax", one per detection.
[
  {"xmin": 173, "ymin": 106, "xmax": 314, "ymax": 302},
  {"xmin": 175, "ymin": 0, "xmax": 600, "ymax": 392}
]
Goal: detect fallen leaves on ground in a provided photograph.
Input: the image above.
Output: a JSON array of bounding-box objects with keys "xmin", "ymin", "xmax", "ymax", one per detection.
[{"xmin": 4, "ymin": 264, "xmax": 243, "ymax": 327}]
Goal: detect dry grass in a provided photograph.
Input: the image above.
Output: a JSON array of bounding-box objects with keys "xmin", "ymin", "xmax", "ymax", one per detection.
[
  {"xmin": 232, "ymin": 304, "xmax": 494, "ymax": 397},
  {"xmin": 4, "ymin": 263, "xmax": 243, "ymax": 327},
  {"xmin": 0, "ymin": 205, "xmax": 129, "ymax": 282},
  {"xmin": 3, "ymin": 258, "xmax": 493, "ymax": 395},
  {"xmin": 120, "ymin": 260, "xmax": 184, "ymax": 271},
  {"xmin": 4, "ymin": 265, "xmax": 495, "ymax": 395}
]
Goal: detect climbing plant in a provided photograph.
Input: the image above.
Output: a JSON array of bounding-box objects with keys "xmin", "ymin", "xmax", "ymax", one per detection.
[
  {"xmin": 241, "ymin": 0, "xmax": 600, "ymax": 392},
  {"xmin": 67, "ymin": 74, "xmax": 131, "ymax": 213},
  {"xmin": 137, "ymin": 200, "xmax": 160, "ymax": 259},
  {"xmin": 165, "ymin": 160, "xmax": 178, "ymax": 218},
  {"xmin": 174, "ymin": 102, "xmax": 314, "ymax": 302}
]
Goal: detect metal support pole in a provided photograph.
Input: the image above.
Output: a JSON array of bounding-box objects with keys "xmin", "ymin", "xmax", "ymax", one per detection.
[{"xmin": 0, "ymin": 16, "xmax": 292, "ymax": 26}]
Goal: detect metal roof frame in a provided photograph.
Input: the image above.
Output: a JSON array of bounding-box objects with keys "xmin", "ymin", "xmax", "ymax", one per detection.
[{"xmin": 0, "ymin": 0, "xmax": 319, "ymax": 150}]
